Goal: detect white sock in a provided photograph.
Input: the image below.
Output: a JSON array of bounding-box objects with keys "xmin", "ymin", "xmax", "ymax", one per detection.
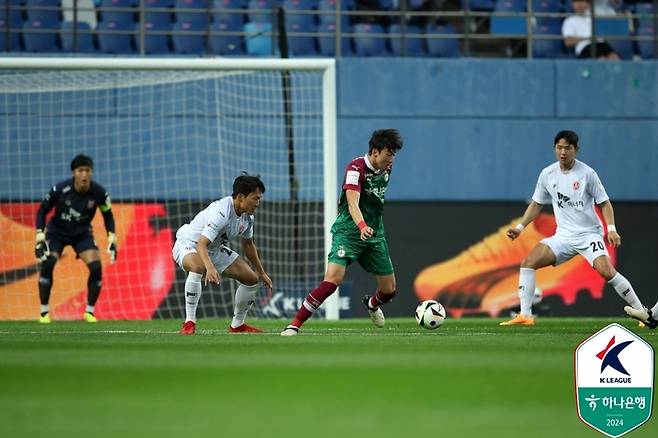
[
  {"xmin": 40, "ymin": 304, "xmax": 49, "ymax": 314},
  {"xmin": 518, "ymin": 268, "xmax": 536, "ymax": 317},
  {"xmin": 184, "ymin": 272, "xmax": 203, "ymax": 323},
  {"xmin": 608, "ymin": 273, "xmax": 643, "ymax": 310},
  {"xmin": 85, "ymin": 305, "xmax": 94, "ymax": 314},
  {"xmin": 231, "ymin": 283, "xmax": 259, "ymax": 328},
  {"xmin": 651, "ymin": 302, "xmax": 658, "ymax": 316}
]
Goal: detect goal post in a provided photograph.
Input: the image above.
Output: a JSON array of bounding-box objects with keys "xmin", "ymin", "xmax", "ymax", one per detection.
[{"xmin": 0, "ymin": 57, "xmax": 339, "ymax": 321}]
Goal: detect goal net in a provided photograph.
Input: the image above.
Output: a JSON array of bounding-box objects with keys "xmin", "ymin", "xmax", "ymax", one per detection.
[{"xmin": 0, "ymin": 58, "xmax": 337, "ymax": 322}]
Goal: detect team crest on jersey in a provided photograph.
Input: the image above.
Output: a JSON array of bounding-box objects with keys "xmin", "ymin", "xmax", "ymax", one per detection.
[
  {"xmin": 573, "ymin": 181, "xmax": 580, "ymax": 191},
  {"xmin": 337, "ymin": 246, "xmax": 346, "ymax": 258},
  {"xmin": 239, "ymin": 225, "xmax": 245, "ymax": 233},
  {"xmin": 87, "ymin": 200, "xmax": 96, "ymax": 209}
]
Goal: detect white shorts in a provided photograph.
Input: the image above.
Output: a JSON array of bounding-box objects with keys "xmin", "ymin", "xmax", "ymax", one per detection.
[
  {"xmin": 172, "ymin": 239, "xmax": 239, "ymax": 273},
  {"xmin": 540, "ymin": 233, "xmax": 609, "ymax": 266}
]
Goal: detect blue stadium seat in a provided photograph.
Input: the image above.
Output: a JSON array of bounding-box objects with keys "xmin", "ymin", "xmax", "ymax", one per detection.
[
  {"xmin": 388, "ymin": 24, "xmax": 425, "ymax": 56},
  {"xmin": 23, "ymin": 19, "xmax": 59, "ymax": 51},
  {"xmin": 244, "ymin": 20, "xmax": 272, "ymax": 55},
  {"xmin": 637, "ymin": 24, "xmax": 655, "ymax": 59},
  {"xmin": 317, "ymin": 0, "xmax": 351, "ymax": 26},
  {"xmin": 138, "ymin": 20, "xmax": 171, "ymax": 53},
  {"xmin": 172, "ymin": 20, "xmax": 206, "ymax": 53},
  {"xmin": 175, "ymin": 0, "xmax": 209, "ymax": 26},
  {"xmin": 208, "ymin": 20, "xmax": 243, "ymax": 54},
  {"xmin": 212, "ymin": 0, "xmax": 245, "ymax": 26},
  {"xmin": 247, "ymin": 0, "xmax": 273, "ymax": 23},
  {"xmin": 283, "ymin": 0, "xmax": 315, "ymax": 27},
  {"xmin": 458, "ymin": 0, "xmax": 494, "ymax": 11},
  {"xmin": 60, "ymin": 20, "xmax": 95, "ymax": 51},
  {"xmin": 143, "ymin": 0, "xmax": 173, "ymax": 26},
  {"xmin": 425, "ymin": 23, "xmax": 460, "ymax": 57},
  {"xmin": 26, "ymin": 0, "xmax": 62, "ymax": 26},
  {"xmin": 0, "ymin": 7, "xmax": 22, "ymax": 52},
  {"xmin": 634, "ymin": 2, "xmax": 654, "ymax": 27},
  {"xmin": 317, "ymin": 22, "xmax": 353, "ymax": 56},
  {"xmin": 97, "ymin": 20, "xmax": 134, "ymax": 52},
  {"xmin": 532, "ymin": 20, "xmax": 563, "ymax": 58},
  {"xmin": 99, "ymin": 0, "xmax": 136, "ymax": 26},
  {"xmin": 490, "ymin": 0, "xmax": 526, "ymax": 35},
  {"xmin": 287, "ymin": 20, "xmax": 317, "ymax": 55},
  {"xmin": 595, "ymin": 17, "xmax": 633, "ymax": 59},
  {"xmin": 353, "ymin": 22, "xmax": 388, "ymax": 56},
  {"xmin": 532, "ymin": 0, "xmax": 561, "ymax": 12}
]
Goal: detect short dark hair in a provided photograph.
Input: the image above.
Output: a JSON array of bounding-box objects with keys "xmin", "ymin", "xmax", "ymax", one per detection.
[
  {"xmin": 232, "ymin": 174, "xmax": 265, "ymax": 198},
  {"xmin": 554, "ymin": 130, "xmax": 579, "ymax": 149},
  {"xmin": 70, "ymin": 154, "xmax": 93, "ymax": 171},
  {"xmin": 368, "ymin": 129, "xmax": 403, "ymax": 154}
]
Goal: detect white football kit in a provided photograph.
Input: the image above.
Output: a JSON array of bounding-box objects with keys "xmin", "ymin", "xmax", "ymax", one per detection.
[
  {"xmin": 532, "ymin": 160, "xmax": 610, "ymax": 266},
  {"xmin": 172, "ymin": 196, "xmax": 254, "ymax": 272}
]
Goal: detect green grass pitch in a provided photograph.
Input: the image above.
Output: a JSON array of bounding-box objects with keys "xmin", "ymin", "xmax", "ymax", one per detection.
[{"xmin": 1, "ymin": 318, "xmax": 656, "ymax": 438}]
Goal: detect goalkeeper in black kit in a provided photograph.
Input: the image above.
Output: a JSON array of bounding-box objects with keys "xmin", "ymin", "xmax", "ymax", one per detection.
[{"xmin": 35, "ymin": 154, "xmax": 117, "ymax": 323}]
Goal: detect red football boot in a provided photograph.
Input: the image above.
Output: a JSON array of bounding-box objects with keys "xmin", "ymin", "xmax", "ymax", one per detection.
[
  {"xmin": 180, "ymin": 320, "xmax": 196, "ymax": 335},
  {"xmin": 229, "ymin": 323, "xmax": 264, "ymax": 333}
]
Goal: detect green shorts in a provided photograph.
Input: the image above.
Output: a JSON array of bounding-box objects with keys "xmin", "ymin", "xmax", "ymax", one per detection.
[{"xmin": 327, "ymin": 231, "xmax": 394, "ymax": 276}]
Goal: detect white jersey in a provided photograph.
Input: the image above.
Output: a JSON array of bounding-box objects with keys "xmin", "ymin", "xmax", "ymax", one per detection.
[
  {"xmin": 175, "ymin": 196, "xmax": 254, "ymax": 252},
  {"xmin": 532, "ymin": 160, "xmax": 609, "ymax": 238}
]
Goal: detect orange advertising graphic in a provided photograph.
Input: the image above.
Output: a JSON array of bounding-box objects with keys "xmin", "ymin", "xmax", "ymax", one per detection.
[
  {"xmin": 0, "ymin": 203, "xmax": 174, "ymax": 320},
  {"xmin": 414, "ymin": 213, "xmax": 617, "ymax": 318}
]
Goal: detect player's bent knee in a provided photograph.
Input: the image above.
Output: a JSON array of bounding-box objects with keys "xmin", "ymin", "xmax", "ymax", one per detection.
[
  {"xmin": 41, "ymin": 255, "xmax": 57, "ymax": 274},
  {"xmin": 87, "ymin": 260, "xmax": 102, "ymax": 277}
]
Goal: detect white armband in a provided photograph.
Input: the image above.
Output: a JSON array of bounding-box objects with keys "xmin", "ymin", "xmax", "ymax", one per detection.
[{"xmin": 515, "ymin": 224, "xmax": 525, "ymax": 232}]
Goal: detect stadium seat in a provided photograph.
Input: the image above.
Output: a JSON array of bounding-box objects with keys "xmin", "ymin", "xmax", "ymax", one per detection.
[
  {"xmin": 212, "ymin": 0, "xmax": 245, "ymax": 26},
  {"xmin": 634, "ymin": 2, "xmax": 654, "ymax": 27},
  {"xmin": 389, "ymin": 24, "xmax": 426, "ymax": 56},
  {"xmin": 244, "ymin": 20, "xmax": 272, "ymax": 55},
  {"xmin": 286, "ymin": 20, "xmax": 317, "ymax": 55},
  {"xmin": 23, "ymin": 19, "xmax": 60, "ymax": 51},
  {"xmin": 317, "ymin": 22, "xmax": 353, "ymax": 56},
  {"xmin": 26, "ymin": 0, "xmax": 62, "ymax": 26},
  {"xmin": 425, "ymin": 23, "xmax": 460, "ymax": 57},
  {"xmin": 172, "ymin": 20, "xmax": 206, "ymax": 53},
  {"xmin": 175, "ymin": 0, "xmax": 209, "ymax": 26},
  {"xmin": 97, "ymin": 20, "xmax": 134, "ymax": 52},
  {"xmin": 595, "ymin": 17, "xmax": 633, "ymax": 59},
  {"xmin": 532, "ymin": 0, "xmax": 561, "ymax": 12},
  {"xmin": 138, "ymin": 20, "xmax": 171, "ymax": 53},
  {"xmin": 458, "ymin": 0, "xmax": 494, "ymax": 11},
  {"xmin": 247, "ymin": 0, "xmax": 273, "ymax": 23},
  {"xmin": 60, "ymin": 20, "xmax": 95, "ymax": 51},
  {"xmin": 490, "ymin": 0, "xmax": 527, "ymax": 35},
  {"xmin": 532, "ymin": 20, "xmax": 563, "ymax": 58},
  {"xmin": 62, "ymin": 0, "xmax": 97, "ymax": 29},
  {"xmin": 0, "ymin": 7, "xmax": 22, "ymax": 52},
  {"xmin": 98, "ymin": 0, "xmax": 136, "ymax": 26},
  {"xmin": 283, "ymin": 0, "xmax": 315, "ymax": 27},
  {"xmin": 637, "ymin": 24, "xmax": 655, "ymax": 59},
  {"xmin": 208, "ymin": 20, "xmax": 243, "ymax": 54},
  {"xmin": 143, "ymin": 0, "xmax": 173, "ymax": 26},
  {"xmin": 353, "ymin": 22, "xmax": 388, "ymax": 56},
  {"xmin": 317, "ymin": 0, "xmax": 351, "ymax": 26}
]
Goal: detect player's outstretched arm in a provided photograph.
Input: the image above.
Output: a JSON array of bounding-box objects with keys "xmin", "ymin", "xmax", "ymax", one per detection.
[
  {"xmin": 346, "ymin": 189, "xmax": 373, "ymax": 241},
  {"xmin": 196, "ymin": 236, "xmax": 221, "ymax": 286},
  {"xmin": 600, "ymin": 200, "xmax": 621, "ymax": 248},
  {"xmin": 506, "ymin": 201, "xmax": 544, "ymax": 240},
  {"xmin": 241, "ymin": 239, "xmax": 272, "ymax": 291}
]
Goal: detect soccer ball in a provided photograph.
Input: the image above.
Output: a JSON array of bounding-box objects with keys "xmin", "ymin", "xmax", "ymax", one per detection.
[{"xmin": 415, "ymin": 300, "xmax": 446, "ymax": 330}]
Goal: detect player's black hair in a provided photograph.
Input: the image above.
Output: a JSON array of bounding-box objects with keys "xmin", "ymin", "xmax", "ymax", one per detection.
[
  {"xmin": 232, "ymin": 174, "xmax": 266, "ymax": 198},
  {"xmin": 70, "ymin": 154, "xmax": 94, "ymax": 171},
  {"xmin": 368, "ymin": 129, "xmax": 403, "ymax": 154},
  {"xmin": 554, "ymin": 130, "xmax": 579, "ymax": 149}
]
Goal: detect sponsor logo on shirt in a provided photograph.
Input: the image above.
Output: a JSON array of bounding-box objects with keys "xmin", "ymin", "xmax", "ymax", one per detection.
[{"xmin": 573, "ymin": 181, "xmax": 580, "ymax": 191}]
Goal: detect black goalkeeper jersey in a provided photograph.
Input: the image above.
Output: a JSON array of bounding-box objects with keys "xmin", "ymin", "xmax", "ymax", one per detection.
[{"xmin": 36, "ymin": 178, "xmax": 115, "ymax": 237}]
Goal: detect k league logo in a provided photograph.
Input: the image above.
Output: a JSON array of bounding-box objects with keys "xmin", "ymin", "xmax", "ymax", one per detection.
[{"xmin": 575, "ymin": 323, "xmax": 654, "ymax": 437}]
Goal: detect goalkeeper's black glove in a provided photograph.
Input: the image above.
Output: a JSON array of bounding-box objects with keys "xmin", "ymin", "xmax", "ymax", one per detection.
[
  {"xmin": 35, "ymin": 229, "xmax": 50, "ymax": 262},
  {"xmin": 107, "ymin": 232, "xmax": 118, "ymax": 264}
]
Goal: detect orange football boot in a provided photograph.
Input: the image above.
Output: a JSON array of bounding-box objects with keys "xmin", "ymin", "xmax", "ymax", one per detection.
[
  {"xmin": 499, "ymin": 314, "xmax": 535, "ymax": 326},
  {"xmin": 414, "ymin": 213, "xmax": 615, "ymax": 317}
]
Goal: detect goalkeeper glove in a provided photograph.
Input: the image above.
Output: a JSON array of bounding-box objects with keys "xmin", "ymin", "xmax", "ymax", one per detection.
[
  {"xmin": 107, "ymin": 232, "xmax": 118, "ymax": 264},
  {"xmin": 35, "ymin": 229, "xmax": 50, "ymax": 262}
]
